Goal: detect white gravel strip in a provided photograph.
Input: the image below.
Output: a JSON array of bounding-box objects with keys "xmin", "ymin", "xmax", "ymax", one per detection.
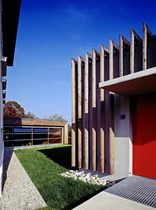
[
  {"xmin": 61, "ymin": 170, "xmax": 113, "ymax": 187},
  {"xmin": 0, "ymin": 149, "xmax": 47, "ymax": 210}
]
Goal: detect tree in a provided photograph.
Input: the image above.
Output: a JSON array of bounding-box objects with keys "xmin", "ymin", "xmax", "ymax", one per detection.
[
  {"xmin": 24, "ymin": 112, "xmax": 36, "ymax": 119},
  {"xmin": 4, "ymin": 101, "xmax": 25, "ymax": 118},
  {"xmin": 47, "ymin": 114, "xmax": 66, "ymax": 122}
]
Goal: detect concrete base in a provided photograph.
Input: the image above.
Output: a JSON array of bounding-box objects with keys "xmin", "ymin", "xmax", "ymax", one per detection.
[{"xmin": 73, "ymin": 191, "xmax": 155, "ymax": 210}]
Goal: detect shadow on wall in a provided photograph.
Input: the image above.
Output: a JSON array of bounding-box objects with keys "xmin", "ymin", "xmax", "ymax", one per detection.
[
  {"xmin": 2, "ymin": 148, "xmax": 13, "ymax": 191},
  {"xmin": 72, "ymin": 90, "xmax": 115, "ymax": 174},
  {"xmin": 38, "ymin": 146, "xmax": 76, "ymax": 170}
]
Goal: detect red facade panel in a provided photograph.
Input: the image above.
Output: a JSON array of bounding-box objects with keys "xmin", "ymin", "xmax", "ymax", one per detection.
[{"xmin": 133, "ymin": 93, "xmax": 156, "ymax": 179}]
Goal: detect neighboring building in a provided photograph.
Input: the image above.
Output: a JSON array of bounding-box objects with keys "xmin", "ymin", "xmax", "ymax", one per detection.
[
  {"xmin": 4, "ymin": 117, "xmax": 68, "ymax": 147},
  {"xmin": 0, "ymin": 0, "xmax": 21, "ymax": 194},
  {"xmin": 71, "ymin": 23, "xmax": 156, "ymax": 180}
]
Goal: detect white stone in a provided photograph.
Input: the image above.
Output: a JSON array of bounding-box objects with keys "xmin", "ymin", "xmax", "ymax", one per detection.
[{"xmin": 60, "ymin": 169, "xmax": 110, "ymax": 186}]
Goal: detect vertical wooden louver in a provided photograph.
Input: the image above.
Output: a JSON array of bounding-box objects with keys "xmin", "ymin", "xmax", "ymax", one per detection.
[
  {"xmin": 83, "ymin": 53, "xmax": 92, "ymax": 170},
  {"xmin": 71, "ymin": 23, "xmax": 155, "ymax": 175},
  {"xmin": 91, "ymin": 50, "xmax": 97, "ymax": 171},
  {"xmin": 77, "ymin": 57, "xmax": 85, "ymax": 168},
  {"xmin": 120, "ymin": 35, "xmax": 130, "ymax": 76},
  {"xmin": 71, "ymin": 59, "xmax": 78, "ymax": 167}
]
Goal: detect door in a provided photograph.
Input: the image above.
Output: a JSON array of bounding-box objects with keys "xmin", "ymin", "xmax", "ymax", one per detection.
[{"xmin": 133, "ymin": 93, "xmax": 156, "ymax": 179}]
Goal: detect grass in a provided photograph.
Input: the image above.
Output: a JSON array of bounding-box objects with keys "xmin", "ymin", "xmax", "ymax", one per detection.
[{"xmin": 15, "ymin": 145, "xmax": 105, "ymax": 210}]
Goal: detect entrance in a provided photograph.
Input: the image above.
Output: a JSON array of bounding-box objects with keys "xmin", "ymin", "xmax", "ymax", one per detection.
[{"xmin": 133, "ymin": 93, "xmax": 156, "ymax": 179}]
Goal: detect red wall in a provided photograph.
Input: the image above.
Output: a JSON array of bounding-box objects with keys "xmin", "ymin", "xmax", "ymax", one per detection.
[{"xmin": 133, "ymin": 93, "xmax": 156, "ymax": 179}]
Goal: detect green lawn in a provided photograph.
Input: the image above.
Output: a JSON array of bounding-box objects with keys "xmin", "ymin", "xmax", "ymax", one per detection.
[{"xmin": 15, "ymin": 145, "xmax": 105, "ymax": 210}]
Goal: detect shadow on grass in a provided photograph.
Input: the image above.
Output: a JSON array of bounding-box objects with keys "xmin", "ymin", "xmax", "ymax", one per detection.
[
  {"xmin": 38, "ymin": 146, "xmax": 76, "ymax": 170},
  {"xmin": 38, "ymin": 146, "xmax": 106, "ymax": 210},
  {"xmin": 62, "ymin": 188, "xmax": 105, "ymax": 210}
]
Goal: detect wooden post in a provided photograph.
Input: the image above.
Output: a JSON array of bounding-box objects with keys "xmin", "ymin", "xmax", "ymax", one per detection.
[
  {"xmin": 109, "ymin": 40, "xmax": 119, "ymax": 79},
  {"xmin": 88, "ymin": 55, "xmax": 92, "ymax": 170},
  {"xmin": 91, "ymin": 50, "xmax": 97, "ymax": 171},
  {"xmin": 71, "ymin": 59, "xmax": 77, "ymax": 167},
  {"xmin": 130, "ymin": 30, "xmax": 142, "ymax": 73},
  {"xmin": 99, "ymin": 45, "xmax": 105, "ymax": 173},
  {"xmin": 95, "ymin": 50, "xmax": 100, "ymax": 172},
  {"xmin": 64, "ymin": 122, "xmax": 69, "ymax": 144},
  {"xmin": 109, "ymin": 94, "xmax": 114, "ymax": 175},
  {"xmin": 109, "ymin": 40, "xmax": 114, "ymax": 80},
  {"xmin": 143, "ymin": 23, "xmax": 152, "ymax": 70},
  {"xmin": 48, "ymin": 127, "xmax": 49, "ymax": 144},
  {"xmin": 143, "ymin": 23, "xmax": 147, "ymax": 70},
  {"xmin": 81, "ymin": 58, "xmax": 85, "ymax": 168},
  {"xmin": 31, "ymin": 127, "xmax": 33, "ymax": 146},
  {"xmin": 119, "ymin": 35, "xmax": 124, "ymax": 77},
  {"xmin": 108, "ymin": 40, "xmax": 116, "ymax": 174},
  {"xmin": 84, "ymin": 53, "xmax": 91, "ymax": 170},
  {"xmin": 120, "ymin": 35, "xmax": 130, "ymax": 76},
  {"xmin": 130, "ymin": 30, "xmax": 135, "ymax": 74},
  {"xmin": 77, "ymin": 56, "xmax": 84, "ymax": 169},
  {"xmin": 105, "ymin": 93, "xmax": 115, "ymax": 176}
]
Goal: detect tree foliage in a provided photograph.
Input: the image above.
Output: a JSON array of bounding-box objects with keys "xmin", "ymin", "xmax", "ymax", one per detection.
[
  {"xmin": 47, "ymin": 114, "xmax": 66, "ymax": 122},
  {"xmin": 4, "ymin": 101, "xmax": 25, "ymax": 118},
  {"xmin": 24, "ymin": 112, "xmax": 36, "ymax": 119}
]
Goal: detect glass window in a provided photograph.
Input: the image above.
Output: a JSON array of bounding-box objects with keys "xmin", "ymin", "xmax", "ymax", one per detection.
[
  {"xmin": 4, "ymin": 127, "xmax": 12, "ymax": 133},
  {"xmin": 4, "ymin": 134, "xmax": 12, "ymax": 141},
  {"xmin": 33, "ymin": 139, "xmax": 48, "ymax": 145},
  {"xmin": 14, "ymin": 128, "xmax": 32, "ymax": 133},
  {"xmin": 49, "ymin": 128, "xmax": 62, "ymax": 144},
  {"xmin": 13, "ymin": 140, "xmax": 32, "ymax": 147},
  {"xmin": 13, "ymin": 134, "xmax": 32, "ymax": 140},
  {"xmin": 33, "ymin": 128, "xmax": 48, "ymax": 133}
]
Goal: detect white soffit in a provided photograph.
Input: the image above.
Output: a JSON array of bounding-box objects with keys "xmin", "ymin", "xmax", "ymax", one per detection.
[{"xmin": 99, "ymin": 67, "xmax": 156, "ymax": 95}]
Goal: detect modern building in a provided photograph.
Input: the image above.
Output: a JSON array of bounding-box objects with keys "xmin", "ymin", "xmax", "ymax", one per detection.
[
  {"xmin": 71, "ymin": 23, "xmax": 156, "ymax": 180},
  {"xmin": 3, "ymin": 117, "xmax": 68, "ymax": 147},
  {"xmin": 0, "ymin": 0, "xmax": 21, "ymax": 194}
]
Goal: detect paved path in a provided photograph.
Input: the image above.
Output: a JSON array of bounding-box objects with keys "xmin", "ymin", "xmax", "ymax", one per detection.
[
  {"xmin": 73, "ymin": 176, "xmax": 156, "ymax": 210},
  {"xmin": 73, "ymin": 191, "xmax": 156, "ymax": 210},
  {"xmin": 106, "ymin": 175, "xmax": 156, "ymax": 208},
  {"xmin": 0, "ymin": 149, "xmax": 47, "ymax": 210}
]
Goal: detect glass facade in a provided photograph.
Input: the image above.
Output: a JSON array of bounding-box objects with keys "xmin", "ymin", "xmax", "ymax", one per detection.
[
  {"xmin": 3, "ymin": 126, "xmax": 63, "ymax": 147},
  {"xmin": 13, "ymin": 128, "xmax": 32, "ymax": 133}
]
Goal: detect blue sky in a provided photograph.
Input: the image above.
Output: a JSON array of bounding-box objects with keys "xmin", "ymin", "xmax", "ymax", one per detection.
[{"xmin": 7, "ymin": 0, "xmax": 156, "ymax": 123}]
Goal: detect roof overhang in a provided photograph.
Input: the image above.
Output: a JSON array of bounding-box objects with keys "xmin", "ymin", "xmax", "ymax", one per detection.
[
  {"xmin": 4, "ymin": 117, "xmax": 67, "ymax": 127},
  {"xmin": 2, "ymin": 0, "xmax": 21, "ymax": 66},
  {"xmin": 99, "ymin": 67, "xmax": 156, "ymax": 95}
]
